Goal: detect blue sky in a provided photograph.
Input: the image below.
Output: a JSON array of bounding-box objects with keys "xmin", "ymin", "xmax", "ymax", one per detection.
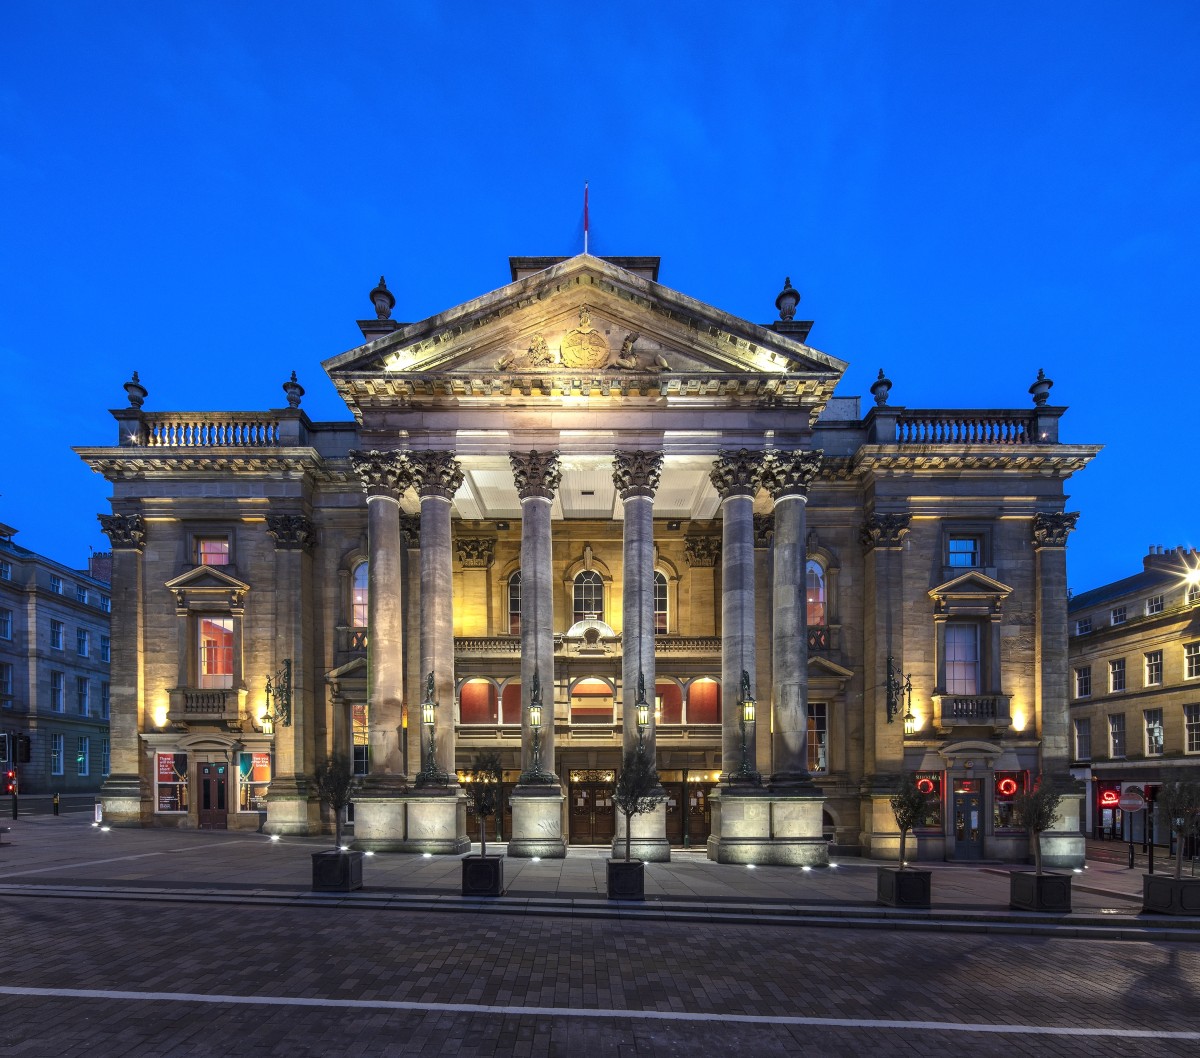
[{"xmin": 1, "ymin": 2, "xmax": 1196, "ymax": 590}]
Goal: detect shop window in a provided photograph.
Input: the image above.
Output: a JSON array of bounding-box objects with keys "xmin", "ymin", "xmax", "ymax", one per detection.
[
  {"xmin": 655, "ymin": 681, "xmax": 683, "ymax": 725},
  {"xmin": 570, "ymin": 678, "xmax": 613, "ymax": 725},
  {"xmin": 808, "ymin": 702, "xmax": 828, "ymax": 773},
  {"xmin": 460, "ymin": 679, "xmax": 499, "ymax": 724},
  {"xmin": 198, "ymin": 617, "xmax": 234, "ymax": 689},
  {"xmin": 994, "ymin": 772, "xmax": 1026, "ymax": 829},
  {"xmin": 687, "ymin": 678, "xmax": 720, "ymax": 724},
  {"xmin": 156, "ymin": 752, "xmax": 188, "ymax": 812},
  {"xmin": 573, "ymin": 570, "xmax": 604, "ymax": 623},
  {"xmin": 806, "ymin": 560, "xmax": 826, "ymax": 626},
  {"xmin": 654, "ymin": 571, "xmax": 668, "ymax": 634},
  {"xmin": 239, "ymin": 752, "xmax": 272, "ymax": 811},
  {"xmin": 351, "ymin": 563, "xmax": 368, "ymax": 627},
  {"xmin": 914, "ymin": 773, "xmax": 943, "ymax": 827}
]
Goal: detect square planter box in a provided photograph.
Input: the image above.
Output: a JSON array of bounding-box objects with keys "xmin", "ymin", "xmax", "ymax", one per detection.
[
  {"xmin": 607, "ymin": 859, "xmax": 645, "ymax": 900},
  {"xmin": 1010, "ymin": 871, "xmax": 1071, "ymax": 912},
  {"xmin": 311, "ymin": 850, "xmax": 364, "ymax": 892},
  {"xmin": 876, "ymin": 866, "xmax": 931, "ymax": 908},
  {"xmin": 461, "ymin": 854, "xmax": 505, "ymax": 897},
  {"xmin": 1142, "ymin": 874, "xmax": 1200, "ymax": 915}
]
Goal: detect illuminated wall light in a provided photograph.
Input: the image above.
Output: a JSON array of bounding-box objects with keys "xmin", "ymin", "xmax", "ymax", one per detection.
[
  {"xmin": 1011, "ymin": 710, "xmax": 1028, "ymax": 732},
  {"xmin": 152, "ymin": 702, "xmax": 169, "ymax": 728}
]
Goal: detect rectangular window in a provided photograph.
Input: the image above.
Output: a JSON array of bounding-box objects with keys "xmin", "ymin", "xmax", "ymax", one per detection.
[
  {"xmin": 1145, "ymin": 709, "xmax": 1165, "ymax": 756},
  {"xmin": 50, "ymin": 575, "xmax": 62, "ymax": 594},
  {"xmin": 0, "ymin": 608, "xmax": 11, "ymax": 640},
  {"xmin": 0, "ymin": 560, "xmax": 10, "ymax": 579},
  {"xmin": 1187, "ymin": 643, "xmax": 1200, "ymax": 681},
  {"xmin": 1147, "ymin": 595, "xmax": 1164, "ymax": 615},
  {"xmin": 1110, "ymin": 606, "xmax": 1127, "ymax": 626},
  {"xmin": 50, "ymin": 671, "xmax": 64, "ymax": 712},
  {"xmin": 1074, "ymin": 666, "xmax": 1091, "ymax": 699},
  {"xmin": 76, "ymin": 628, "xmax": 89, "ymax": 657},
  {"xmin": 1075, "ymin": 617, "xmax": 1092, "ymax": 635},
  {"xmin": 100, "ymin": 681, "xmax": 110, "ymax": 719},
  {"xmin": 0, "ymin": 662, "xmax": 12, "ymax": 705},
  {"xmin": 944, "ymin": 623, "xmax": 980, "ymax": 695},
  {"xmin": 1109, "ymin": 713, "xmax": 1126, "ymax": 758},
  {"xmin": 51, "ymin": 733, "xmax": 64, "ymax": 776},
  {"xmin": 100, "ymin": 635, "xmax": 111, "ymax": 662},
  {"xmin": 50, "ymin": 619, "xmax": 63, "ymax": 649},
  {"xmin": 156, "ymin": 752, "xmax": 189, "ymax": 812},
  {"xmin": 198, "ymin": 617, "xmax": 235, "ymax": 688},
  {"xmin": 1189, "ymin": 582, "xmax": 1200, "ymax": 606},
  {"xmin": 196, "ymin": 537, "xmax": 230, "ymax": 566},
  {"xmin": 993, "ymin": 771, "xmax": 1026, "ymax": 829},
  {"xmin": 102, "ymin": 737, "xmax": 110, "ymax": 776},
  {"xmin": 1146, "ymin": 650, "xmax": 1163, "ymax": 687},
  {"xmin": 76, "ymin": 735, "xmax": 90, "ymax": 776},
  {"xmin": 807, "ymin": 702, "xmax": 828, "ymax": 773},
  {"xmin": 238, "ymin": 752, "xmax": 272, "ymax": 811},
  {"xmin": 1109, "ymin": 658, "xmax": 1126, "ymax": 693},
  {"xmin": 76, "ymin": 676, "xmax": 89, "ymax": 716},
  {"xmin": 654, "ymin": 572, "xmax": 668, "ymax": 634},
  {"xmin": 353, "ymin": 703, "xmax": 369, "ymax": 776},
  {"xmin": 946, "ymin": 535, "xmax": 981, "ymax": 568},
  {"xmin": 1074, "ymin": 718, "xmax": 1091, "ymax": 761},
  {"xmin": 76, "ymin": 584, "xmax": 88, "ymax": 603},
  {"xmin": 1186, "ymin": 704, "xmax": 1200, "ymax": 754},
  {"xmin": 99, "ymin": 594, "xmax": 111, "ymax": 613}
]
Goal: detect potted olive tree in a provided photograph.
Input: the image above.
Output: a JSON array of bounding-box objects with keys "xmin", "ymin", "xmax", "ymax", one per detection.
[
  {"xmin": 608, "ymin": 743, "xmax": 663, "ymax": 900},
  {"xmin": 311, "ymin": 753, "xmax": 364, "ymax": 892},
  {"xmin": 1009, "ymin": 778, "xmax": 1071, "ymax": 911},
  {"xmin": 1142, "ymin": 780, "xmax": 1200, "ymax": 915},
  {"xmin": 877, "ymin": 775, "xmax": 933, "ymax": 908},
  {"xmin": 461, "ymin": 751, "xmax": 505, "ymax": 897}
]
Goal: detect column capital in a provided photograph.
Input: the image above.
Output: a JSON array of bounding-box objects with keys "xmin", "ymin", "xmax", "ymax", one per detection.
[
  {"xmin": 709, "ymin": 449, "xmax": 763, "ymax": 499},
  {"xmin": 510, "ymin": 450, "xmax": 562, "ymax": 500},
  {"xmin": 456, "ymin": 537, "xmax": 496, "ymax": 569},
  {"xmin": 266, "ymin": 514, "xmax": 315, "ymax": 552},
  {"xmin": 399, "ymin": 513, "xmax": 421, "ymax": 547},
  {"xmin": 1032, "ymin": 511, "xmax": 1079, "ymax": 549},
  {"xmin": 612, "ymin": 450, "xmax": 663, "ymax": 500},
  {"xmin": 761, "ymin": 449, "xmax": 823, "ymax": 500},
  {"xmin": 350, "ymin": 449, "xmax": 413, "ymax": 500},
  {"xmin": 860, "ymin": 512, "xmax": 911, "ymax": 551},
  {"xmin": 685, "ymin": 534, "xmax": 721, "ymax": 568},
  {"xmin": 98, "ymin": 512, "xmax": 145, "ymax": 551},
  {"xmin": 410, "ymin": 451, "xmax": 464, "ymax": 500}
]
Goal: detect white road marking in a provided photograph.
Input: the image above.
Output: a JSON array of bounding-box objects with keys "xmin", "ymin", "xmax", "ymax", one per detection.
[
  {"xmin": 0, "ymin": 985, "xmax": 1194, "ymax": 1039},
  {"xmin": 0, "ymin": 841, "xmax": 251, "ymax": 879}
]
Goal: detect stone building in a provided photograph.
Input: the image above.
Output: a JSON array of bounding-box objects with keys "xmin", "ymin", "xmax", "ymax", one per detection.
[
  {"xmin": 1067, "ymin": 546, "xmax": 1200, "ymax": 842},
  {"xmin": 0, "ymin": 522, "xmax": 113, "ymax": 793},
  {"xmin": 77, "ymin": 253, "xmax": 1098, "ymax": 864}
]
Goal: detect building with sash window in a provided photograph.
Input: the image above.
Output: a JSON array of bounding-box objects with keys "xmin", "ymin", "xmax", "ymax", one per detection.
[{"xmin": 77, "ymin": 253, "xmax": 1098, "ymax": 864}]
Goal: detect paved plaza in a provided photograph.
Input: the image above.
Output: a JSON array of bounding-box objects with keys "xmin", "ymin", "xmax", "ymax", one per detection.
[{"xmin": 1, "ymin": 814, "xmax": 1199, "ymax": 1056}]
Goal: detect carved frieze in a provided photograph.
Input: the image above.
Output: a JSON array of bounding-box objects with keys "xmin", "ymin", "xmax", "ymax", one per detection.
[
  {"xmin": 612, "ymin": 450, "xmax": 663, "ymax": 500},
  {"xmin": 753, "ymin": 514, "xmax": 775, "ymax": 550},
  {"xmin": 510, "ymin": 450, "xmax": 562, "ymax": 500},
  {"xmin": 685, "ymin": 535, "xmax": 721, "ymax": 568},
  {"xmin": 266, "ymin": 514, "xmax": 315, "ymax": 552},
  {"xmin": 559, "ymin": 305, "xmax": 610, "ymax": 369},
  {"xmin": 409, "ymin": 451, "xmax": 465, "ymax": 500},
  {"xmin": 456, "ymin": 537, "xmax": 496, "ymax": 569},
  {"xmin": 761, "ymin": 450, "xmax": 823, "ymax": 499},
  {"xmin": 860, "ymin": 513, "xmax": 911, "ymax": 550},
  {"xmin": 349, "ymin": 450, "xmax": 413, "ymax": 500},
  {"xmin": 1032, "ymin": 511, "xmax": 1079, "ymax": 549},
  {"xmin": 98, "ymin": 512, "xmax": 146, "ymax": 551},
  {"xmin": 709, "ymin": 449, "xmax": 764, "ymax": 499}
]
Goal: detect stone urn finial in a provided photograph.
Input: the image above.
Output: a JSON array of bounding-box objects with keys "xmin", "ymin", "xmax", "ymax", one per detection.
[
  {"xmin": 124, "ymin": 370, "xmax": 148, "ymax": 408},
  {"xmin": 775, "ymin": 276, "xmax": 800, "ymax": 321},
  {"xmin": 369, "ymin": 275, "xmax": 395, "ymax": 321},
  {"xmin": 282, "ymin": 370, "xmax": 304, "ymax": 408},
  {"xmin": 870, "ymin": 368, "xmax": 892, "ymax": 406},
  {"xmin": 1029, "ymin": 368, "xmax": 1053, "ymax": 407}
]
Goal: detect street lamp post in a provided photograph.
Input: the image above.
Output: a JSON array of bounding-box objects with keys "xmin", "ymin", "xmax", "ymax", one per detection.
[
  {"xmin": 417, "ymin": 671, "xmax": 447, "ymax": 785},
  {"xmin": 635, "ymin": 672, "xmax": 650, "ymax": 753},
  {"xmin": 732, "ymin": 669, "xmax": 759, "ymax": 783},
  {"xmin": 520, "ymin": 669, "xmax": 555, "ymax": 784}
]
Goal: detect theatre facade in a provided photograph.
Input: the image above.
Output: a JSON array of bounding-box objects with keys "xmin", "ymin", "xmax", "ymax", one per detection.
[{"xmin": 77, "ymin": 253, "xmax": 1099, "ymax": 865}]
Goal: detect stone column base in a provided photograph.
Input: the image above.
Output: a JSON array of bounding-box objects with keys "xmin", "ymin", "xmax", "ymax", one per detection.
[
  {"xmin": 507, "ymin": 785, "xmax": 567, "ymax": 858},
  {"xmin": 352, "ymin": 788, "xmax": 409, "ymax": 852},
  {"xmin": 264, "ymin": 778, "xmax": 322, "ymax": 836},
  {"xmin": 706, "ymin": 786, "xmax": 829, "ymax": 866},
  {"xmin": 99, "ymin": 774, "xmax": 145, "ymax": 827},
  {"xmin": 399, "ymin": 788, "xmax": 470, "ymax": 854},
  {"xmin": 612, "ymin": 800, "xmax": 671, "ymax": 862}
]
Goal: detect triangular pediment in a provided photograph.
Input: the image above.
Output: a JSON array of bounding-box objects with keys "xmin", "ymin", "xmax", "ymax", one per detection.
[
  {"xmin": 808, "ymin": 656, "xmax": 855, "ymax": 684},
  {"xmin": 164, "ymin": 565, "xmax": 251, "ymax": 594},
  {"xmin": 928, "ymin": 571, "xmax": 1013, "ymax": 603},
  {"xmin": 324, "ymin": 254, "xmax": 846, "ymax": 412}
]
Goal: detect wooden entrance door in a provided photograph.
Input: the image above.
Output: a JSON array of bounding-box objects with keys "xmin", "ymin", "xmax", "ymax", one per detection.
[
  {"xmin": 569, "ymin": 782, "xmax": 615, "ymax": 844},
  {"xmin": 685, "ymin": 781, "xmax": 714, "ymax": 846},
  {"xmin": 198, "ymin": 762, "xmax": 229, "ymax": 829}
]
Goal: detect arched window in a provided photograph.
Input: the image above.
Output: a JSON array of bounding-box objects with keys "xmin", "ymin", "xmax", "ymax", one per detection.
[
  {"xmin": 654, "ymin": 571, "xmax": 668, "ymax": 634},
  {"xmin": 351, "ymin": 563, "xmax": 368, "ymax": 628},
  {"xmin": 573, "ymin": 570, "xmax": 604, "ymax": 623},
  {"xmin": 459, "ymin": 678, "xmax": 499, "ymax": 724},
  {"xmin": 508, "ymin": 571, "xmax": 521, "ymax": 635},
  {"xmin": 806, "ymin": 560, "xmax": 826, "ymax": 627}
]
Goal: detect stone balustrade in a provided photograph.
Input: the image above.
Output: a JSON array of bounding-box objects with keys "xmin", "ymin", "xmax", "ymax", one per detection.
[
  {"xmin": 931, "ymin": 693, "xmax": 1012, "ymax": 731},
  {"xmin": 143, "ymin": 414, "xmax": 281, "ymax": 448},
  {"xmin": 895, "ymin": 412, "xmax": 1033, "ymax": 445}
]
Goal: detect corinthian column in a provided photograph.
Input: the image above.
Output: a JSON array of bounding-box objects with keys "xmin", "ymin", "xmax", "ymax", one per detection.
[
  {"xmin": 409, "ymin": 451, "xmax": 464, "ymax": 784},
  {"xmin": 349, "ymin": 450, "xmax": 411, "ymax": 788},
  {"xmin": 710, "ymin": 449, "xmax": 763, "ymax": 782},
  {"xmin": 761, "ymin": 450, "xmax": 822, "ymax": 787}
]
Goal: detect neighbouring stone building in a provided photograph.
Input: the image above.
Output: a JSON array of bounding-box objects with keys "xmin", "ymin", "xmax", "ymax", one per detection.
[
  {"xmin": 0, "ymin": 522, "xmax": 113, "ymax": 793},
  {"xmin": 77, "ymin": 253, "xmax": 1099, "ymax": 865},
  {"xmin": 1068, "ymin": 545, "xmax": 1200, "ymax": 843}
]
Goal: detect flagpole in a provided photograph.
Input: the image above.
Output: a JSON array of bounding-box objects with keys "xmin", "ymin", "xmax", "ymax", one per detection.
[{"xmin": 584, "ymin": 182, "xmax": 589, "ymax": 255}]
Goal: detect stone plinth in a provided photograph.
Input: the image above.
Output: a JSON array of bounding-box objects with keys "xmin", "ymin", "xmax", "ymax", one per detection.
[
  {"xmin": 612, "ymin": 801, "xmax": 671, "ymax": 863},
  {"xmin": 99, "ymin": 775, "xmax": 145, "ymax": 827},
  {"xmin": 263, "ymin": 777, "xmax": 321, "ymax": 836},
  {"xmin": 400, "ymin": 788, "xmax": 470, "ymax": 854},
  {"xmin": 506, "ymin": 785, "xmax": 567, "ymax": 858},
  {"xmin": 707, "ymin": 787, "xmax": 828, "ymax": 866},
  {"xmin": 764, "ymin": 790, "xmax": 830, "ymax": 867},
  {"xmin": 351, "ymin": 789, "xmax": 409, "ymax": 852}
]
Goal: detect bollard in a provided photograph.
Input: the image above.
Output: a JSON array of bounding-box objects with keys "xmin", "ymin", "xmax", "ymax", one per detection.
[
  {"xmin": 53, "ymin": 792, "xmax": 60, "ymax": 816},
  {"xmin": 1128, "ymin": 841, "xmax": 1135, "ymax": 870}
]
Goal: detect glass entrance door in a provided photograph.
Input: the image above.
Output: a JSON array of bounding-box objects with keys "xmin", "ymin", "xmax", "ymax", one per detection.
[{"xmin": 953, "ymin": 791, "xmax": 983, "ymax": 859}]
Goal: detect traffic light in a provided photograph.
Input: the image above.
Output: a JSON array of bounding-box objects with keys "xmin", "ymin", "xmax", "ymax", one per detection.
[
  {"xmin": 0, "ymin": 733, "xmax": 9, "ymax": 764},
  {"xmin": 2, "ymin": 770, "xmax": 15, "ymax": 795}
]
